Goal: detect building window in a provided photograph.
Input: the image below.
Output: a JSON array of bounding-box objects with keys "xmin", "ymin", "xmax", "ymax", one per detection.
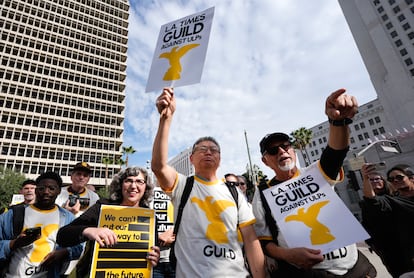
[
  {"xmin": 373, "ymin": 129, "xmax": 379, "ymax": 136},
  {"xmin": 369, "ymin": 119, "xmax": 374, "ymax": 125},
  {"xmin": 395, "ymin": 39, "xmax": 403, "ymax": 47},
  {"xmin": 398, "ymin": 14, "xmax": 406, "ymax": 21},
  {"xmin": 382, "ymin": 14, "xmax": 389, "ymax": 21},
  {"xmin": 379, "ymin": 127, "xmax": 386, "ymax": 133},
  {"xmin": 364, "ymin": 132, "xmax": 370, "ymax": 139},
  {"xmin": 354, "ymin": 124, "xmax": 360, "ymax": 131},
  {"xmin": 386, "ymin": 22, "xmax": 393, "ymax": 29},
  {"xmin": 406, "ymin": 0, "xmax": 413, "ymax": 4},
  {"xmin": 388, "ymin": 0, "xmax": 395, "ymax": 5},
  {"xmin": 390, "ymin": 31, "xmax": 398, "ymax": 38},
  {"xmin": 360, "ymin": 122, "xmax": 366, "ymax": 129},
  {"xmin": 403, "ymin": 23, "xmax": 411, "ymax": 31},
  {"xmin": 350, "ymin": 137, "xmax": 355, "ymax": 144},
  {"xmin": 392, "ymin": 6, "xmax": 400, "ymax": 14},
  {"xmin": 400, "ymin": 49, "xmax": 408, "ymax": 56},
  {"xmin": 408, "ymin": 32, "xmax": 414, "ymax": 40},
  {"xmin": 375, "ymin": 116, "xmax": 381, "ymax": 123},
  {"xmin": 405, "ymin": 58, "xmax": 413, "ymax": 66},
  {"xmin": 358, "ymin": 134, "xmax": 364, "ymax": 141},
  {"xmin": 377, "ymin": 6, "xmax": 384, "ymax": 13}
]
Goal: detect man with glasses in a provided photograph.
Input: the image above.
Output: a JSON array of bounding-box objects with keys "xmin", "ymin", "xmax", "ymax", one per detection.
[
  {"xmin": 252, "ymin": 89, "xmax": 376, "ymax": 277},
  {"xmin": 0, "ymin": 172, "xmax": 83, "ymax": 277},
  {"xmin": 361, "ymin": 164, "xmax": 414, "ymax": 276},
  {"xmin": 151, "ymin": 87, "xmax": 265, "ymax": 277}
]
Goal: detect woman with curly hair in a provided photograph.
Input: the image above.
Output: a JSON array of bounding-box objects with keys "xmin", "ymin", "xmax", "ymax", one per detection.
[{"xmin": 56, "ymin": 166, "xmax": 160, "ymax": 278}]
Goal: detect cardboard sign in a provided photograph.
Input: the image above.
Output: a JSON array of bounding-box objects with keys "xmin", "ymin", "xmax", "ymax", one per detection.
[
  {"xmin": 151, "ymin": 188, "xmax": 174, "ymax": 233},
  {"xmin": 90, "ymin": 205, "xmax": 155, "ymax": 278},
  {"xmin": 11, "ymin": 194, "xmax": 24, "ymax": 205},
  {"xmin": 263, "ymin": 166, "xmax": 369, "ymax": 254},
  {"xmin": 146, "ymin": 7, "xmax": 215, "ymax": 92}
]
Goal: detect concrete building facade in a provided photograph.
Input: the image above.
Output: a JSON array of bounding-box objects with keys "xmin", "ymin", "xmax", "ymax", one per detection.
[{"xmin": 0, "ymin": 0, "xmax": 129, "ymax": 186}]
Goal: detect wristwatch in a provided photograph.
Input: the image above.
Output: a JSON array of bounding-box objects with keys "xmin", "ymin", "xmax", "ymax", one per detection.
[{"xmin": 328, "ymin": 118, "xmax": 353, "ymax": 126}]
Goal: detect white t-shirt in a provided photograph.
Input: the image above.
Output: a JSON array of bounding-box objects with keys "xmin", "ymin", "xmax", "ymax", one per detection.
[
  {"xmin": 252, "ymin": 162, "xmax": 358, "ymax": 275},
  {"xmin": 168, "ymin": 174, "xmax": 255, "ymax": 277},
  {"xmin": 6, "ymin": 205, "xmax": 60, "ymax": 278}
]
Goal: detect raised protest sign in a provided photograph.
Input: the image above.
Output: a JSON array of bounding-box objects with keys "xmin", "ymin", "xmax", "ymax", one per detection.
[
  {"xmin": 151, "ymin": 188, "xmax": 174, "ymax": 233},
  {"xmin": 263, "ymin": 166, "xmax": 369, "ymax": 254},
  {"xmin": 146, "ymin": 7, "xmax": 215, "ymax": 92},
  {"xmin": 90, "ymin": 205, "xmax": 155, "ymax": 278}
]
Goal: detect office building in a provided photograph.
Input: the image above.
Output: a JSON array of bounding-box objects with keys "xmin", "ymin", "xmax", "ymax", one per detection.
[
  {"xmin": 338, "ymin": 0, "xmax": 414, "ymax": 130},
  {"xmin": 168, "ymin": 147, "xmax": 195, "ymax": 177},
  {"xmin": 0, "ymin": 0, "xmax": 129, "ymax": 186}
]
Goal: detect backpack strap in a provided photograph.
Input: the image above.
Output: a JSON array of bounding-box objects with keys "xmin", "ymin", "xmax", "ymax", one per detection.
[
  {"xmin": 173, "ymin": 176, "xmax": 194, "ymax": 237},
  {"xmin": 258, "ymin": 181, "xmax": 279, "ymax": 244},
  {"xmin": 11, "ymin": 204, "xmax": 26, "ymax": 238},
  {"xmin": 224, "ymin": 181, "xmax": 239, "ymax": 208}
]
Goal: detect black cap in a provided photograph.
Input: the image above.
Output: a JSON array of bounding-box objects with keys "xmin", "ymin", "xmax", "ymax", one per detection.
[
  {"xmin": 72, "ymin": 162, "xmax": 92, "ymax": 174},
  {"xmin": 260, "ymin": 132, "xmax": 290, "ymax": 155}
]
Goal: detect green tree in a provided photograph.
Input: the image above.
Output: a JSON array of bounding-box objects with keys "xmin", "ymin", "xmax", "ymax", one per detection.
[
  {"xmin": 0, "ymin": 167, "xmax": 27, "ymax": 209},
  {"xmin": 290, "ymin": 127, "xmax": 313, "ymax": 166},
  {"xmin": 122, "ymin": 146, "xmax": 136, "ymax": 167}
]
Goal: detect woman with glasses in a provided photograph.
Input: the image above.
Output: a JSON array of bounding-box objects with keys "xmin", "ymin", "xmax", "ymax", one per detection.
[
  {"xmin": 360, "ymin": 164, "xmax": 414, "ymax": 277},
  {"xmin": 56, "ymin": 167, "xmax": 160, "ymax": 278},
  {"xmin": 361, "ymin": 164, "xmax": 394, "ymax": 196}
]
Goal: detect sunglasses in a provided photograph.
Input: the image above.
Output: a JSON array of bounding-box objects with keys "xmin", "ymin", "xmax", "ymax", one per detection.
[
  {"xmin": 265, "ymin": 142, "xmax": 292, "ymax": 155},
  {"xmin": 225, "ymin": 181, "xmax": 239, "ymax": 187},
  {"xmin": 238, "ymin": 182, "xmax": 246, "ymax": 186},
  {"xmin": 387, "ymin": 174, "xmax": 406, "ymax": 182}
]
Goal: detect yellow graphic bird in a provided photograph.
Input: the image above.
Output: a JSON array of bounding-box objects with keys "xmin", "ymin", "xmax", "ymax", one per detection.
[
  {"xmin": 159, "ymin": 44, "xmax": 200, "ymax": 81},
  {"xmin": 191, "ymin": 196, "xmax": 236, "ymax": 244},
  {"xmin": 285, "ymin": 200, "xmax": 335, "ymax": 245}
]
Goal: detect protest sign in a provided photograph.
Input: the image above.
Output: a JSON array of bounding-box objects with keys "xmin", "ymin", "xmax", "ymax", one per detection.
[
  {"xmin": 146, "ymin": 7, "xmax": 214, "ymax": 92},
  {"xmin": 263, "ymin": 166, "xmax": 369, "ymax": 254},
  {"xmin": 89, "ymin": 205, "xmax": 155, "ymax": 278},
  {"xmin": 151, "ymin": 188, "xmax": 174, "ymax": 233}
]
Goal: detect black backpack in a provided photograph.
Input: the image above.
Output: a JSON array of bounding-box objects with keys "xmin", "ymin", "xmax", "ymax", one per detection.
[{"xmin": 169, "ymin": 176, "xmax": 239, "ymax": 268}]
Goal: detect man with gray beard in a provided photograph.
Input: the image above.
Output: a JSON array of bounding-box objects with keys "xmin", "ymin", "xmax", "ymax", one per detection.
[{"xmin": 252, "ymin": 88, "xmax": 376, "ymax": 277}]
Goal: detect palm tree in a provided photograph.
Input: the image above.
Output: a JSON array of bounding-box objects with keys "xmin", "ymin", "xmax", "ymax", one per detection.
[
  {"xmin": 116, "ymin": 158, "xmax": 126, "ymax": 169},
  {"xmin": 290, "ymin": 127, "xmax": 313, "ymax": 166},
  {"xmin": 102, "ymin": 157, "xmax": 113, "ymax": 188},
  {"xmin": 122, "ymin": 146, "xmax": 136, "ymax": 167}
]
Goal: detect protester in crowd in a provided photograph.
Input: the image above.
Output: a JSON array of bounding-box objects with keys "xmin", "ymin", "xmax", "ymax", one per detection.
[
  {"xmin": 360, "ymin": 164, "xmax": 414, "ymax": 277},
  {"xmin": 154, "ymin": 228, "xmax": 176, "ymax": 278},
  {"xmin": 361, "ymin": 168, "xmax": 393, "ymax": 196},
  {"xmin": 237, "ymin": 175, "xmax": 251, "ymax": 203},
  {"xmin": 0, "ymin": 172, "xmax": 83, "ymax": 277},
  {"xmin": 1, "ymin": 179, "xmax": 37, "ymax": 214},
  {"xmin": 56, "ymin": 166, "xmax": 160, "ymax": 278},
  {"xmin": 252, "ymin": 89, "xmax": 376, "ymax": 277},
  {"xmin": 151, "ymin": 87, "xmax": 265, "ymax": 277},
  {"xmin": 55, "ymin": 162, "xmax": 100, "ymax": 217}
]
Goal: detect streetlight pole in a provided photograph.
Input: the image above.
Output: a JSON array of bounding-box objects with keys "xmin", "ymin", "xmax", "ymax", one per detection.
[
  {"xmin": 356, "ymin": 139, "xmax": 399, "ymax": 157},
  {"xmin": 244, "ymin": 130, "xmax": 255, "ymax": 185}
]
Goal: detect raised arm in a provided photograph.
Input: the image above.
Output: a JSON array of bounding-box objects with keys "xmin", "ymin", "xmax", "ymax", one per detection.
[
  {"xmin": 151, "ymin": 87, "xmax": 178, "ymax": 191},
  {"xmin": 325, "ymin": 88, "xmax": 358, "ymax": 150},
  {"xmin": 361, "ymin": 163, "xmax": 376, "ymax": 198}
]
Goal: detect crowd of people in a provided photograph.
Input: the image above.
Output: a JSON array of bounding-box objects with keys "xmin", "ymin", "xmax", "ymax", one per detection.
[{"xmin": 0, "ymin": 86, "xmax": 413, "ymax": 278}]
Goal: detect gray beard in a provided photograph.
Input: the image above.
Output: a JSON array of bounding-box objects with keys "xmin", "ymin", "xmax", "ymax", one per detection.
[{"xmin": 279, "ymin": 161, "xmax": 296, "ymax": 172}]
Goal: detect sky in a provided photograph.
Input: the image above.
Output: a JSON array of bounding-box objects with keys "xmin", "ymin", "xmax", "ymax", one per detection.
[{"xmin": 121, "ymin": 0, "xmax": 378, "ymax": 178}]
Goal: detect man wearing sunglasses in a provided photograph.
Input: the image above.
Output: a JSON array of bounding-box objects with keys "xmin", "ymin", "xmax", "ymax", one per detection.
[
  {"xmin": 252, "ymin": 89, "xmax": 376, "ymax": 277},
  {"xmin": 361, "ymin": 164, "xmax": 414, "ymax": 277}
]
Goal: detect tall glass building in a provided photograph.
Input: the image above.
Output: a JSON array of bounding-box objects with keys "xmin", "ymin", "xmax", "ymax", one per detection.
[{"xmin": 0, "ymin": 0, "xmax": 129, "ymax": 186}]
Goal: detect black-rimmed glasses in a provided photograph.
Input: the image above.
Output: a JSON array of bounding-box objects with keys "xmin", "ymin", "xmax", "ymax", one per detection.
[
  {"xmin": 387, "ymin": 174, "xmax": 406, "ymax": 182},
  {"xmin": 265, "ymin": 142, "xmax": 292, "ymax": 155}
]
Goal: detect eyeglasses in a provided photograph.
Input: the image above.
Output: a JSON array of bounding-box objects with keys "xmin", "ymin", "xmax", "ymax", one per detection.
[
  {"xmin": 369, "ymin": 177, "xmax": 382, "ymax": 183},
  {"xmin": 239, "ymin": 182, "xmax": 246, "ymax": 186},
  {"xmin": 225, "ymin": 181, "xmax": 239, "ymax": 187},
  {"xmin": 264, "ymin": 142, "xmax": 292, "ymax": 155},
  {"xmin": 193, "ymin": 145, "xmax": 220, "ymax": 154},
  {"xmin": 387, "ymin": 174, "xmax": 406, "ymax": 182},
  {"xmin": 124, "ymin": 178, "xmax": 146, "ymax": 185},
  {"xmin": 36, "ymin": 184, "xmax": 59, "ymax": 192}
]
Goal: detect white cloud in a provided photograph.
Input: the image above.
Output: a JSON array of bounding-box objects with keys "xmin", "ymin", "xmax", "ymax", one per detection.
[{"xmin": 123, "ymin": 0, "xmax": 377, "ymax": 178}]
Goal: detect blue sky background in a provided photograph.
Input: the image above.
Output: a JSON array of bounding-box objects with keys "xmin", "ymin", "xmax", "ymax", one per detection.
[{"xmin": 122, "ymin": 0, "xmax": 377, "ymax": 178}]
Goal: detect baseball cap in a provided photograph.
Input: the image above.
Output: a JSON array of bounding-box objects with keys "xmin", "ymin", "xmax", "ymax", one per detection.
[
  {"xmin": 260, "ymin": 132, "xmax": 290, "ymax": 155},
  {"xmin": 72, "ymin": 162, "xmax": 92, "ymax": 174}
]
